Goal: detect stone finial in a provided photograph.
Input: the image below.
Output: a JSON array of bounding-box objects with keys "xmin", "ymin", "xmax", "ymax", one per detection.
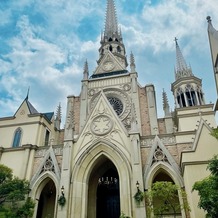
[
  {"xmin": 130, "ymin": 51, "xmax": 136, "ymax": 73},
  {"xmin": 83, "ymin": 60, "xmax": 89, "ymax": 80},
  {"xmin": 162, "ymin": 89, "xmax": 170, "ymax": 117},
  {"xmin": 206, "ymin": 16, "xmax": 211, "ymax": 23},
  {"xmin": 55, "ymin": 103, "xmax": 62, "ymax": 130}
]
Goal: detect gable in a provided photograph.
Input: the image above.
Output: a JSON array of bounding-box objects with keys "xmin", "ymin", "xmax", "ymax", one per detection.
[
  {"xmin": 181, "ymin": 120, "xmax": 218, "ymax": 164},
  {"xmin": 93, "ymin": 50, "xmax": 126, "ymax": 75},
  {"xmin": 30, "ymin": 146, "xmax": 61, "ymax": 186},
  {"xmin": 74, "ymin": 91, "xmax": 130, "ymax": 156},
  {"xmin": 14, "ymin": 98, "xmax": 38, "ymax": 119},
  {"xmin": 144, "ymin": 135, "xmax": 181, "ymax": 179}
]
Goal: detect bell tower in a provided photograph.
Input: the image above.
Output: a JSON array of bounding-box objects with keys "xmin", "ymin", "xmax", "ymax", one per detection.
[
  {"xmin": 171, "ymin": 38, "xmax": 205, "ymax": 108},
  {"xmin": 91, "ymin": 0, "xmax": 128, "ymax": 78},
  {"xmin": 171, "ymin": 38, "xmax": 215, "ymax": 132}
]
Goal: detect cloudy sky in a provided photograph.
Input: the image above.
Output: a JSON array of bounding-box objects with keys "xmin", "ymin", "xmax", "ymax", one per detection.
[{"xmin": 1, "ymin": 0, "xmax": 218, "ymax": 123}]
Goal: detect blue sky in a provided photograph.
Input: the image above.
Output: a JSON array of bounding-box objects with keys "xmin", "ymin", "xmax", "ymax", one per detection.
[{"xmin": 0, "ymin": 0, "xmax": 218, "ymax": 123}]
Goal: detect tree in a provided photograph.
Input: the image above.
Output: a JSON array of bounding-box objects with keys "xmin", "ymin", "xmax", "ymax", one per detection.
[
  {"xmin": 0, "ymin": 164, "xmax": 35, "ymax": 218},
  {"xmin": 192, "ymin": 155, "xmax": 218, "ymax": 218},
  {"xmin": 145, "ymin": 181, "xmax": 190, "ymax": 218}
]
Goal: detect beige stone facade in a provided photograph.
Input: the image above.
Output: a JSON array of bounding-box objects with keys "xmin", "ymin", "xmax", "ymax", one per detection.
[{"xmin": 0, "ymin": 2, "xmax": 218, "ymax": 218}]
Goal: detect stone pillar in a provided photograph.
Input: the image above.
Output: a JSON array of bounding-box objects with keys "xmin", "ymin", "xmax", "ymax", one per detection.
[
  {"xmin": 145, "ymin": 85, "xmax": 159, "ymax": 135},
  {"xmin": 129, "ymin": 133, "xmax": 146, "ymax": 218}
]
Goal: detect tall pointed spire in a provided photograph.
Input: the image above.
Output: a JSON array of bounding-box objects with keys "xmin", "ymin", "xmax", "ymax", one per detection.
[
  {"xmin": 93, "ymin": 0, "xmax": 127, "ymax": 76},
  {"xmin": 172, "ymin": 38, "xmax": 205, "ymax": 108},
  {"xmin": 175, "ymin": 38, "xmax": 193, "ymax": 80},
  {"xmin": 207, "ymin": 16, "xmax": 218, "ymax": 96},
  {"xmin": 105, "ymin": 0, "xmax": 119, "ymax": 39}
]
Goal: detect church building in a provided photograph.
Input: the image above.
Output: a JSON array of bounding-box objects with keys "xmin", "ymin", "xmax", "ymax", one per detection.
[{"xmin": 0, "ymin": 1, "xmax": 218, "ymax": 217}]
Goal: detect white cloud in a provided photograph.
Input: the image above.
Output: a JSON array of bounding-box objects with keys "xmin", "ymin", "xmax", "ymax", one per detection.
[{"xmin": 0, "ymin": 0, "xmax": 218, "ymax": 123}]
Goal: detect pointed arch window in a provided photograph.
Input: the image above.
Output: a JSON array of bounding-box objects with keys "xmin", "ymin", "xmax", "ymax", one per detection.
[
  {"xmin": 12, "ymin": 128, "xmax": 22, "ymax": 147},
  {"xmin": 44, "ymin": 129, "xmax": 50, "ymax": 146},
  {"xmin": 197, "ymin": 87, "xmax": 204, "ymax": 105},
  {"xmin": 117, "ymin": 46, "xmax": 121, "ymax": 53},
  {"xmin": 176, "ymin": 89, "xmax": 186, "ymax": 108},
  {"xmin": 185, "ymin": 84, "xmax": 198, "ymax": 106},
  {"xmin": 109, "ymin": 45, "xmax": 113, "ymax": 52}
]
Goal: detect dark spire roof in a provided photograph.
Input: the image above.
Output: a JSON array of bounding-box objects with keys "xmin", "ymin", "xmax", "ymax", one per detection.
[
  {"xmin": 104, "ymin": 0, "xmax": 119, "ymax": 39},
  {"xmin": 174, "ymin": 37, "xmax": 193, "ymax": 80}
]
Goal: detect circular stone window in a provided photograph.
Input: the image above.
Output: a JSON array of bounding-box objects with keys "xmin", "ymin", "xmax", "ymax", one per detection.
[{"xmin": 107, "ymin": 96, "xmax": 123, "ymax": 116}]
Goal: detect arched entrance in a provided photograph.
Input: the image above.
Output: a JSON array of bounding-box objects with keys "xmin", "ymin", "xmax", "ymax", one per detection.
[
  {"xmin": 88, "ymin": 157, "xmax": 120, "ymax": 218},
  {"xmin": 152, "ymin": 170, "xmax": 182, "ymax": 217},
  {"xmin": 36, "ymin": 179, "xmax": 56, "ymax": 218}
]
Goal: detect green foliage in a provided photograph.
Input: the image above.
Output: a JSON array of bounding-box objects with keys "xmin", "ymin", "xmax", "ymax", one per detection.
[
  {"xmin": 146, "ymin": 181, "xmax": 190, "ymax": 217},
  {"xmin": 133, "ymin": 190, "xmax": 144, "ymax": 206},
  {"xmin": 120, "ymin": 211, "xmax": 131, "ymax": 218},
  {"xmin": 192, "ymin": 155, "xmax": 218, "ymax": 218},
  {"xmin": 210, "ymin": 128, "xmax": 218, "ymax": 140},
  {"xmin": 58, "ymin": 195, "xmax": 66, "ymax": 207},
  {"xmin": 0, "ymin": 164, "xmax": 35, "ymax": 218}
]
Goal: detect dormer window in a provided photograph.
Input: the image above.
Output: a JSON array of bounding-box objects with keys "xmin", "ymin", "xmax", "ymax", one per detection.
[
  {"xmin": 12, "ymin": 128, "xmax": 22, "ymax": 147},
  {"xmin": 109, "ymin": 45, "xmax": 113, "ymax": 52}
]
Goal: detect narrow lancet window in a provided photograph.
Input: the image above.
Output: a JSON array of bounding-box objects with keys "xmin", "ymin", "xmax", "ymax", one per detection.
[{"xmin": 12, "ymin": 128, "xmax": 22, "ymax": 147}]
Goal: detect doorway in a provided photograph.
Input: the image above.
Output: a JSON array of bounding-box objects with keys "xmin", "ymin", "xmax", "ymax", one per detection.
[
  {"xmin": 36, "ymin": 179, "xmax": 56, "ymax": 218},
  {"xmin": 88, "ymin": 158, "xmax": 120, "ymax": 218},
  {"xmin": 97, "ymin": 168, "xmax": 120, "ymax": 218}
]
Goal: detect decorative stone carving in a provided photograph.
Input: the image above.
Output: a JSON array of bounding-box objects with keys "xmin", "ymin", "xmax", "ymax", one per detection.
[
  {"xmin": 123, "ymin": 84, "xmax": 131, "ymax": 91},
  {"xmin": 20, "ymin": 110, "xmax": 25, "ymax": 115},
  {"xmin": 35, "ymin": 147, "xmax": 63, "ymax": 157},
  {"xmin": 40, "ymin": 156, "xmax": 55, "ymax": 173},
  {"xmin": 152, "ymin": 146, "xmax": 168, "ymax": 165},
  {"xmin": 141, "ymin": 136, "xmax": 176, "ymax": 146},
  {"xmin": 88, "ymin": 89, "xmax": 96, "ymax": 97},
  {"xmin": 91, "ymin": 115, "xmax": 113, "ymax": 136},
  {"xmin": 90, "ymin": 88, "xmax": 131, "ymax": 121}
]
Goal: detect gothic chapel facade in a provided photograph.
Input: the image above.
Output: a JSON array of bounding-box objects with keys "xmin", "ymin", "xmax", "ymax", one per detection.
[{"xmin": 1, "ymin": 1, "xmax": 218, "ymax": 218}]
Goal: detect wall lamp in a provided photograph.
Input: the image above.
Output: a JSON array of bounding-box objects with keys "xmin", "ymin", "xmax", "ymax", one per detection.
[
  {"xmin": 136, "ymin": 181, "xmax": 140, "ymax": 192},
  {"xmin": 61, "ymin": 186, "xmax": 65, "ymax": 196}
]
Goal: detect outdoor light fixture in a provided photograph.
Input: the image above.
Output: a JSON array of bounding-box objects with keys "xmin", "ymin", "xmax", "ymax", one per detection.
[
  {"xmin": 61, "ymin": 186, "xmax": 64, "ymax": 196},
  {"xmin": 98, "ymin": 177, "xmax": 118, "ymax": 187},
  {"xmin": 136, "ymin": 181, "xmax": 139, "ymax": 191}
]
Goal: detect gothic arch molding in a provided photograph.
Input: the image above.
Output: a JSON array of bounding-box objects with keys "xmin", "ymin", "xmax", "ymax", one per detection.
[
  {"xmin": 30, "ymin": 171, "xmax": 59, "ymax": 200},
  {"xmin": 69, "ymin": 140, "xmax": 132, "ymax": 217},
  {"xmin": 30, "ymin": 171, "xmax": 59, "ymax": 218},
  {"xmin": 144, "ymin": 162, "xmax": 184, "ymax": 189}
]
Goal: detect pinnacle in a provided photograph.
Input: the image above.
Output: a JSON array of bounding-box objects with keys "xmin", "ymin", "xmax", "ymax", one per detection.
[
  {"xmin": 104, "ymin": 0, "xmax": 119, "ymax": 38},
  {"xmin": 174, "ymin": 38, "xmax": 193, "ymax": 80}
]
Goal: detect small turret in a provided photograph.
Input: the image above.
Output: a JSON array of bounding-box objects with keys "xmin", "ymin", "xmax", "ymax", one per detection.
[{"xmin": 171, "ymin": 38, "xmax": 205, "ymax": 108}]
